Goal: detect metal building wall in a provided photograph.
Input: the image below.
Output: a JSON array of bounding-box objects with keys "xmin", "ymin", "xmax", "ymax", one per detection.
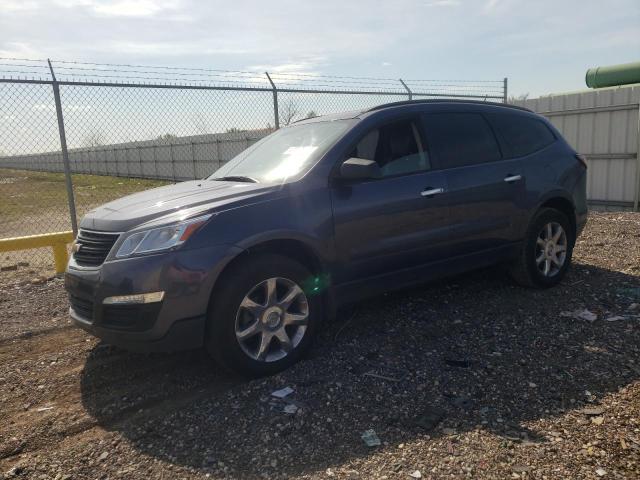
[
  {"xmin": 513, "ymin": 85, "xmax": 640, "ymax": 210},
  {"xmin": 0, "ymin": 132, "xmax": 266, "ymax": 182}
]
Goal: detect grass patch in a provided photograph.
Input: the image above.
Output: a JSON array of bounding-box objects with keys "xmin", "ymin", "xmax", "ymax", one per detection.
[{"xmin": 0, "ymin": 168, "xmax": 170, "ymax": 223}]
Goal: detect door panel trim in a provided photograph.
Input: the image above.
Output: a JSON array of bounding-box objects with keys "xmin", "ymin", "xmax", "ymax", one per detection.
[{"xmin": 333, "ymin": 241, "xmax": 521, "ymax": 306}]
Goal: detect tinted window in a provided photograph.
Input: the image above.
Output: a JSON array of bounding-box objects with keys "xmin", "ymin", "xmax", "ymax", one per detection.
[
  {"xmin": 422, "ymin": 113, "xmax": 501, "ymax": 168},
  {"xmin": 350, "ymin": 119, "xmax": 430, "ymax": 177},
  {"xmin": 486, "ymin": 113, "xmax": 555, "ymax": 157}
]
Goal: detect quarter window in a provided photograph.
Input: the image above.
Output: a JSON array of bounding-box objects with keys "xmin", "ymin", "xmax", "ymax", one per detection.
[
  {"xmin": 422, "ymin": 113, "xmax": 502, "ymax": 168},
  {"xmin": 486, "ymin": 113, "xmax": 556, "ymax": 158},
  {"xmin": 349, "ymin": 119, "xmax": 430, "ymax": 177}
]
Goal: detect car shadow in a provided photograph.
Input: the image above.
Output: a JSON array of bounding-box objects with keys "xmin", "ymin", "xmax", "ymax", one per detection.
[{"xmin": 80, "ymin": 262, "xmax": 640, "ymax": 477}]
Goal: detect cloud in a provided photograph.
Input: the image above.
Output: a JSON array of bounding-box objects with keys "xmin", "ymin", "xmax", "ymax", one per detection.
[
  {"xmin": 0, "ymin": 0, "xmax": 638, "ymax": 100},
  {"xmin": 249, "ymin": 61, "xmax": 324, "ymax": 74},
  {"xmin": 31, "ymin": 103, "xmax": 55, "ymax": 111},
  {"xmin": 92, "ymin": 0, "xmax": 178, "ymax": 17},
  {"xmin": 0, "ymin": 42, "xmax": 44, "ymax": 59},
  {"xmin": 246, "ymin": 60, "xmax": 326, "ymax": 85},
  {"xmin": 424, "ymin": 0, "xmax": 460, "ymax": 6},
  {"xmin": 106, "ymin": 41, "xmax": 252, "ymax": 56},
  {"xmin": 53, "ymin": 0, "xmax": 181, "ymax": 17},
  {"xmin": 3, "ymin": 0, "xmax": 39, "ymax": 12},
  {"xmin": 485, "ymin": 0, "xmax": 500, "ymax": 9}
]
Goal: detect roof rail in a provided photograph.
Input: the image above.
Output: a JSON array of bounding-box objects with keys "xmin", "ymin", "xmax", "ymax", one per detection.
[{"xmin": 365, "ymin": 99, "xmax": 533, "ymax": 113}]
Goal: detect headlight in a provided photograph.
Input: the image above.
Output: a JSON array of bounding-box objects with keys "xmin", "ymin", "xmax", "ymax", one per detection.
[{"xmin": 115, "ymin": 214, "xmax": 212, "ymax": 258}]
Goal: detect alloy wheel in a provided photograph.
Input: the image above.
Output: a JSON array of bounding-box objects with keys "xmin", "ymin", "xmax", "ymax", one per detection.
[
  {"xmin": 234, "ymin": 277, "xmax": 309, "ymax": 362},
  {"xmin": 535, "ymin": 221, "xmax": 567, "ymax": 277}
]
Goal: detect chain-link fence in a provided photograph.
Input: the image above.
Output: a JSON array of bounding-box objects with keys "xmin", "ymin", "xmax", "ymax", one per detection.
[{"xmin": 0, "ymin": 58, "xmax": 507, "ymax": 269}]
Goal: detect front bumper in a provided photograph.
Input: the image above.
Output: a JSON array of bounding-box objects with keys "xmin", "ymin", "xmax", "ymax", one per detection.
[{"xmin": 65, "ymin": 243, "xmax": 243, "ymax": 352}]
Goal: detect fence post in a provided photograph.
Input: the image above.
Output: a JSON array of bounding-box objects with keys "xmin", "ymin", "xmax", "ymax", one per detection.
[
  {"xmin": 124, "ymin": 147, "xmax": 130, "ymax": 177},
  {"xmin": 191, "ymin": 141, "xmax": 197, "ymax": 179},
  {"xmin": 503, "ymin": 77, "xmax": 508, "ymax": 104},
  {"xmin": 169, "ymin": 143, "xmax": 176, "ymax": 181},
  {"xmin": 47, "ymin": 59, "xmax": 78, "ymax": 236},
  {"xmin": 634, "ymin": 103, "xmax": 640, "ymax": 212},
  {"xmin": 153, "ymin": 145, "xmax": 158, "ymax": 179},
  {"xmin": 215, "ymin": 138, "xmax": 221, "ymax": 170},
  {"xmin": 399, "ymin": 79, "xmax": 412, "ymax": 100},
  {"xmin": 265, "ymin": 72, "xmax": 280, "ymax": 129}
]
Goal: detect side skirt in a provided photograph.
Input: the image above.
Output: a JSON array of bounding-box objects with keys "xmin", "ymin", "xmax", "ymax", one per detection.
[{"xmin": 332, "ymin": 242, "xmax": 521, "ymax": 307}]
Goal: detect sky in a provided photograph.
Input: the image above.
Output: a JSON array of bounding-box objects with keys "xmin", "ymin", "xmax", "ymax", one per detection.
[{"xmin": 1, "ymin": 0, "xmax": 639, "ymax": 98}]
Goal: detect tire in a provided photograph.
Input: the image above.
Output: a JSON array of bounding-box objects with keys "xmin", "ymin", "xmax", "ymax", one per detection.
[
  {"xmin": 205, "ymin": 253, "xmax": 322, "ymax": 377},
  {"xmin": 509, "ymin": 208, "xmax": 574, "ymax": 288}
]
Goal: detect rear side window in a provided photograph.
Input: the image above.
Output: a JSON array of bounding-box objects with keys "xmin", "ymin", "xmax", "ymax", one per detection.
[
  {"xmin": 421, "ymin": 113, "xmax": 501, "ymax": 169},
  {"xmin": 486, "ymin": 113, "xmax": 555, "ymax": 158}
]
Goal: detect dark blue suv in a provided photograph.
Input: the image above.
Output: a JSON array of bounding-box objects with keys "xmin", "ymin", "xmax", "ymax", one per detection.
[{"xmin": 65, "ymin": 100, "xmax": 588, "ymax": 375}]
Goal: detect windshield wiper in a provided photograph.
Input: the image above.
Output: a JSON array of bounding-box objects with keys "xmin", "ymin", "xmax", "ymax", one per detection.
[{"xmin": 211, "ymin": 175, "xmax": 258, "ymax": 183}]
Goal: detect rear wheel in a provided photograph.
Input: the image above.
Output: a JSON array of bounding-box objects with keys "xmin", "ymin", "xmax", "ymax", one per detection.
[
  {"xmin": 509, "ymin": 208, "xmax": 574, "ymax": 288},
  {"xmin": 205, "ymin": 254, "xmax": 322, "ymax": 376}
]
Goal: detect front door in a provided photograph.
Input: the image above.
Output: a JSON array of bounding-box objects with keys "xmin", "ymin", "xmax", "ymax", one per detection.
[{"xmin": 330, "ymin": 117, "xmax": 450, "ymax": 287}]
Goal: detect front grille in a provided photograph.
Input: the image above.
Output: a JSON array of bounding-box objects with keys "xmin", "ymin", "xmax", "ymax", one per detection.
[
  {"xmin": 73, "ymin": 229, "xmax": 119, "ymax": 267},
  {"xmin": 69, "ymin": 294, "xmax": 94, "ymax": 320}
]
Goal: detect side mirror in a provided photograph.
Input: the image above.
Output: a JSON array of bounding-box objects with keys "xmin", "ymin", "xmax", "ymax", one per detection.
[{"xmin": 339, "ymin": 157, "xmax": 382, "ymax": 180}]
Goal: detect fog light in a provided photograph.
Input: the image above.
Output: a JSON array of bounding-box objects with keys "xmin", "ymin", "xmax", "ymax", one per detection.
[{"xmin": 103, "ymin": 291, "xmax": 165, "ymax": 305}]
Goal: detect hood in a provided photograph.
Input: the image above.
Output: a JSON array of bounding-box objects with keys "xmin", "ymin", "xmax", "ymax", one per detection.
[{"xmin": 80, "ymin": 180, "xmax": 279, "ymax": 232}]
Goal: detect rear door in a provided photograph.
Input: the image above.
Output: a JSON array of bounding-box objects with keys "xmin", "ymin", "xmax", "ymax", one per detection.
[
  {"xmin": 330, "ymin": 116, "xmax": 450, "ymax": 287},
  {"xmin": 422, "ymin": 112, "xmax": 526, "ymax": 258}
]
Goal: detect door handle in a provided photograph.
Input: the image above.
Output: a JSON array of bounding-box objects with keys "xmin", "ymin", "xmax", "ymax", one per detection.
[
  {"xmin": 504, "ymin": 174, "xmax": 522, "ymax": 183},
  {"xmin": 421, "ymin": 187, "xmax": 445, "ymax": 197}
]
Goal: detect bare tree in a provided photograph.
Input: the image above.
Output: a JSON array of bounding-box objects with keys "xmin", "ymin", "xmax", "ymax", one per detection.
[
  {"xmin": 156, "ymin": 133, "xmax": 178, "ymax": 144},
  {"xmin": 507, "ymin": 93, "xmax": 529, "ymax": 104},
  {"xmin": 280, "ymin": 100, "xmax": 300, "ymax": 126},
  {"xmin": 82, "ymin": 129, "xmax": 105, "ymax": 148},
  {"xmin": 191, "ymin": 112, "xmax": 210, "ymax": 135}
]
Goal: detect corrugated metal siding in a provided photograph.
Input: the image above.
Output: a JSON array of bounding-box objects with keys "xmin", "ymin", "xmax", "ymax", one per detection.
[
  {"xmin": 514, "ymin": 85, "xmax": 640, "ymax": 209},
  {"xmin": 0, "ymin": 131, "xmax": 268, "ymax": 182}
]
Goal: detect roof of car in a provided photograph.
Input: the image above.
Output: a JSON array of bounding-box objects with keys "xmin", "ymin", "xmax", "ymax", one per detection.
[
  {"xmin": 292, "ymin": 99, "xmax": 533, "ymax": 126},
  {"xmin": 365, "ymin": 98, "xmax": 533, "ymax": 113}
]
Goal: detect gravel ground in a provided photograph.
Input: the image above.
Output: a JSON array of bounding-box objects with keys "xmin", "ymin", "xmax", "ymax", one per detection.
[{"xmin": 1, "ymin": 211, "xmax": 639, "ymax": 480}]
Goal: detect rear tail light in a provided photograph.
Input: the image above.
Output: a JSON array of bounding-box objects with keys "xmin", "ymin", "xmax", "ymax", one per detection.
[{"xmin": 575, "ymin": 153, "xmax": 588, "ymax": 169}]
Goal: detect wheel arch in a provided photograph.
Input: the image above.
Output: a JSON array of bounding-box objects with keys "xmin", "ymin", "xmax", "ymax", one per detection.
[
  {"xmin": 537, "ymin": 195, "xmax": 577, "ymax": 237},
  {"xmin": 207, "ymin": 236, "xmax": 335, "ymax": 322}
]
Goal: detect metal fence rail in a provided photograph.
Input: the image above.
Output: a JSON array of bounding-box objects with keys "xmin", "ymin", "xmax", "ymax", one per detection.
[{"xmin": 0, "ymin": 57, "xmax": 507, "ymax": 269}]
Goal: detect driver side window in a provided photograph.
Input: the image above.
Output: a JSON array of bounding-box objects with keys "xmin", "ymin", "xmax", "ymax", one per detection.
[{"xmin": 350, "ymin": 119, "xmax": 430, "ymax": 177}]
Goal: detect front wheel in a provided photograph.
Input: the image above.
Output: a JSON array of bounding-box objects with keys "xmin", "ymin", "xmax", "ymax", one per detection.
[
  {"xmin": 205, "ymin": 254, "xmax": 322, "ymax": 376},
  {"xmin": 509, "ymin": 208, "xmax": 574, "ymax": 288}
]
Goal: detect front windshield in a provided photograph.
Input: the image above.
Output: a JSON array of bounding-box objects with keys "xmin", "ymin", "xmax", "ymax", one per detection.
[{"xmin": 209, "ymin": 120, "xmax": 352, "ymax": 183}]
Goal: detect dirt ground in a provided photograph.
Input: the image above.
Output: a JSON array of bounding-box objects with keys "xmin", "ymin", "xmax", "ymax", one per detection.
[{"xmin": 1, "ymin": 212, "xmax": 639, "ymax": 480}]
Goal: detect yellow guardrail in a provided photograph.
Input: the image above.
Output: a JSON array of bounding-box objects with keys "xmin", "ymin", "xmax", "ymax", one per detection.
[{"xmin": 0, "ymin": 231, "xmax": 74, "ymax": 274}]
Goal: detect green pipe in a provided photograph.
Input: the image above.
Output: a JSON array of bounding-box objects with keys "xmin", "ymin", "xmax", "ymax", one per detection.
[{"xmin": 585, "ymin": 61, "xmax": 640, "ymax": 88}]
